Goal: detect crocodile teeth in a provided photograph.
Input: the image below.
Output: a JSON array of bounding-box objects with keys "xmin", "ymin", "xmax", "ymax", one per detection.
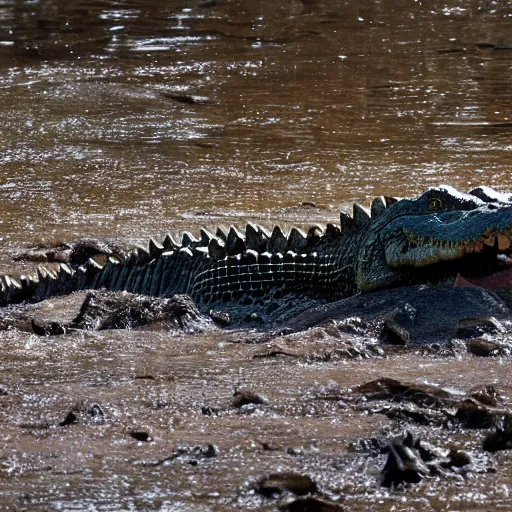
[
  {"xmin": 467, "ymin": 241, "xmax": 484, "ymax": 253},
  {"xmin": 497, "ymin": 254, "xmax": 512, "ymax": 263},
  {"xmin": 482, "ymin": 234, "xmax": 495, "ymax": 247},
  {"xmin": 497, "ymin": 233, "xmax": 511, "ymax": 251}
]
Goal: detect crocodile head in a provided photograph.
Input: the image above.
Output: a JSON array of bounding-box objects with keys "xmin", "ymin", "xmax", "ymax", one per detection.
[{"xmin": 356, "ymin": 186, "xmax": 512, "ymax": 292}]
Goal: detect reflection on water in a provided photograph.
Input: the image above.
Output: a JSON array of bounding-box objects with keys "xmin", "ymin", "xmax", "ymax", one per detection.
[{"xmin": 0, "ymin": 1, "xmax": 512, "ymax": 247}]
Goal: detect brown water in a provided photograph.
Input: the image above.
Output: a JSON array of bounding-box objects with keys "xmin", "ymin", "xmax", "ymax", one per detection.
[
  {"xmin": 2, "ymin": 1, "xmax": 512, "ymax": 510},
  {"xmin": 1, "ymin": 0, "xmax": 512, "ymax": 248}
]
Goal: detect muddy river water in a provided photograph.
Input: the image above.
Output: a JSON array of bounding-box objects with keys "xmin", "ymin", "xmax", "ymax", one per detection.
[{"xmin": 1, "ymin": 1, "xmax": 512, "ymax": 510}]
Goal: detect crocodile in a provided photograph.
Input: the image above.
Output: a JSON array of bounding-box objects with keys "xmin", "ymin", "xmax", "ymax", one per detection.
[{"xmin": 1, "ymin": 185, "xmax": 512, "ymax": 319}]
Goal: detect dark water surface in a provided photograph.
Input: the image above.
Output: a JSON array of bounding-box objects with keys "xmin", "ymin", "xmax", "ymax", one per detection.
[{"xmin": 2, "ymin": 1, "xmax": 512, "ymax": 510}]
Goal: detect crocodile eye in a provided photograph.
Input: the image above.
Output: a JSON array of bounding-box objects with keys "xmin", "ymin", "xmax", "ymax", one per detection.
[{"xmin": 428, "ymin": 197, "xmax": 444, "ymax": 210}]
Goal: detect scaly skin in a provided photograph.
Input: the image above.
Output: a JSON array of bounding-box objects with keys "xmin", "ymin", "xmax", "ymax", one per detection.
[{"xmin": 1, "ymin": 185, "xmax": 512, "ymax": 308}]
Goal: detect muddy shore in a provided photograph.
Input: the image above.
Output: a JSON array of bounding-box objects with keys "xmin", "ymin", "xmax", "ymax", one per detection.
[{"xmin": 1, "ymin": 288, "xmax": 512, "ymax": 510}]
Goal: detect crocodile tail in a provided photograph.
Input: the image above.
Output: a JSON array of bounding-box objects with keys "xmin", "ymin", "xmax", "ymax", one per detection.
[
  {"xmin": 0, "ymin": 221, "xmax": 344, "ymax": 306},
  {"xmin": 0, "ymin": 247, "xmax": 210, "ymax": 306}
]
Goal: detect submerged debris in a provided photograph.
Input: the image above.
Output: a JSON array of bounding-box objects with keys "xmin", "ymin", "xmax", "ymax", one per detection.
[
  {"xmin": 129, "ymin": 431, "xmax": 152, "ymax": 442},
  {"xmin": 466, "ymin": 338, "xmax": 509, "ymax": 357},
  {"xmin": 14, "ymin": 238, "xmax": 127, "ymax": 266},
  {"xmin": 483, "ymin": 414, "xmax": 512, "ymax": 452},
  {"xmin": 59, "ymin": 411, "xmax": 78, "ymax": 427},
  {"xmin": 381, "ymin": 431, "xmax": 479, "ymax": 488},
  {"xmin": 232, "ymin": 388, "xmax": 267, "ymax": 408},
  {"xmin": 254, "ymin": 472, "xmax": 318, "ymax": 498},
  {"xmin": 279, "ymin": 496, "xmax": 345, "ymax": 511},
  {"xmin": 25, "ymin": 291, "xmax": 215, "ymax": 334},
  {"xmin": 381, "ymin": 431, "xmax": 430, "ymax": 487},
  {"xmin": 340, "ymin": 378, "xmax": 510, "ymax": 429}
]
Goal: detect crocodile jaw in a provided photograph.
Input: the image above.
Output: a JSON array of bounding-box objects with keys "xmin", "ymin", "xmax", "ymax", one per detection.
[
  {"xmin": 382, "ymin": 205, "xmax": 512, "ymax": 269},
  {"xmin": 384, "ymin": 228, "xmax": 512, "ymax": 269}
]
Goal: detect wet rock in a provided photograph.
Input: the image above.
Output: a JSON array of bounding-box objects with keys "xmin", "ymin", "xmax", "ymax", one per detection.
[
  {"xmin": 254, "ymin": 472, "xmax": 318, "ymax": 498},
  {"xmin": 163, "ymin": 93, "xmax": 210, "ymax": 104},
  {"xmin": 14, "ymin": 249, "xmax": 50, "ymax": 263},
  {"xmin": 172, "ymin": 443, "xmax": 220, "ymax": 463},
  {"xmin": 130, "ymin": 431, "xmax": 152, "ymax": 442},
  {"xmin": 466, "ymin": 338, "xmax": 506, "ymax": 357},
  {"xmin": 232, "ymin": 389, "xmax": 267, "ymax": 408},
  {"xmin": 198, "ymin": 0, "xmax": 217, "ymax": 8},
  {"xmin": 14, "ymin": 239, "xmax": 126, "ymax": 266},
  {"xmin": 468, "ymin": 385, "xmax": 500, "ymax": 407},
  {"xmin": 483, "ymin": 414, "xmax": 512, "ymax": 452},
  {"xmin": 195, "ymin": 443, "xmax": 219, "ymax": 458},
  {"xmin": 380, "ymin": 320, "xmax": 406, "ymax": 345},
  {"xmin": 252, "ymin": 345, "xmax": 301, "ymax": 359},
  {"xmin": 59, "ymin": 411, "xmax": 78, "ymax": 427},
  {"xmin": 348, "ymin": 436, "xmax": 388, "ymax": 454},
  {"xmin": 351, "ymin": 377, "xmax": 511, "ymax": 430},
  {"xmin": 54, "ymin": 401, "xmax": 110, "ymax": 428},
  {"xmin": 335, "ymin": 316, "xmax": 368, "ymax": 336},
  {"xmin": 380, "ymin": 317, "xmax": 409, "ymax": 345},
  {"xmin": 280, "ymin": 496, "xmax": 345, "ymax": 511},
  {"xmin": 380, "ymin": 304, "xmax": 417, "ymax": 345},
  {"xmin": 353, "ymin": 378, "xmax": 454, "ymax": 406},
  {"xmin": 88, "ymin": 403, "xmax": 106, "ymax": 419},
  {"xmin": 454, "ymin": 317, "xmax": 504, "ymax": 339},
  {"xmin": 33, "ymin": 291, "xmax": 214, "ymax": 333},
  {"xmin": 318, "ymin": 320, "xmax": 342, "ymax": 338},
  {"xmin": 201, "ymin": 405, "xmax": 220, "ymax": 416},
  {"xmin": 455, "ymin": 400, "xmax": 499, "ymax": 429},
  {"xmin": 286, "ymin": 446, "xmax": 305, "ymax": 456},
  {"xmin": 134, "ymin": 443, "xmax": 219, "ymax": 468},
  {"xmin": 209, "ymin": 309, "xmax": 232, "ymax": 327},
  {"xmin": 378, "ymin": 403, "xmax": 447, "ymax": 426},
  {"xmin": 381, "ymin": 431, "xmax": 430, "ymax": 487},
  {"xmin": 281, "ymin": 286, "xmax": 510, "ymax": 344},
  {"xmin": 32, "ymin": 319, "xmax": 67, "ymax": 336},
  {"xmin": 414, "ymin": 438, "xmax": 445, "ymax": 463},
  {"xmin": 445, "ymin": 448, "xmax": 473, "ymax": 468}
]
